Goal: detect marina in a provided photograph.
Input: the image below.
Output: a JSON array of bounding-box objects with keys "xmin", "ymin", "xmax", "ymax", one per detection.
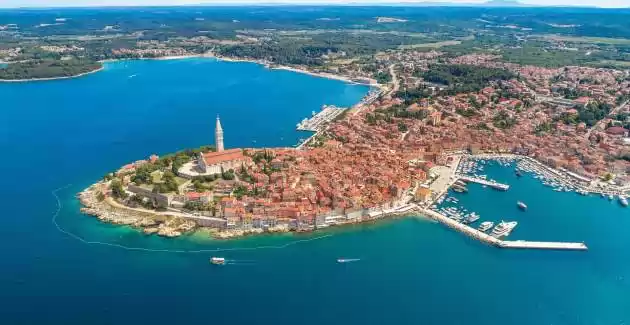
[
  {"xmin": 420, "ymin": 153, "xmax": 607, "ymax": 251},
  {"xmin": 456, "ymin": 153, "xmax": 630, "ymax": 200}
]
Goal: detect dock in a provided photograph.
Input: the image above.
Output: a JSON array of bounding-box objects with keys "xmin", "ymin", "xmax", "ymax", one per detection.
[
  {"xmin": 457, "ymin": 175, "xmax": 510, "ymax": 191},
  {"xmin": 500, "ymin": 240, "xmax": 587, "ymax": 250},
  {"xmin": 297, "ymin": 105, "xmax": 346, "ymax": 132},
  {"xmin": 420, "ymin": 208, "xmax": 587, "ymax": 251}
]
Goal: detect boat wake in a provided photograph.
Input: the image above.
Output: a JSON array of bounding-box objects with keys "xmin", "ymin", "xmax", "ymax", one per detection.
[
  {"xmin": 51, "ymin": 185, "xmax": 333, "ymax": 254},
  {"xmin": 337, "ymin": 258, "xmax": 361, "ymax": 263},
  {"xmin": 224, "ymin": 259, "xmax": 257, "ymax": 265}
]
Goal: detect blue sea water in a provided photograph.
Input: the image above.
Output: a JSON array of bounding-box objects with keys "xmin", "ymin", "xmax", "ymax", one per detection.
[{"xmin": 1, "ymin": 58, "xmax": 630, "ymax": 325}]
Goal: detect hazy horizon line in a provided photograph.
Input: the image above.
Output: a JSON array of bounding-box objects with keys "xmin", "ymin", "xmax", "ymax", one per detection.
[{"xmin": 1, "ymin": 2, "xmax": 629, "ymax": 10}]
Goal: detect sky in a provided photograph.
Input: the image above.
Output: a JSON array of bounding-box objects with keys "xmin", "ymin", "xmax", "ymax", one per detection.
[{"xmin": 0, "ymin": 0, "xmax": 628, "ymax": 8}]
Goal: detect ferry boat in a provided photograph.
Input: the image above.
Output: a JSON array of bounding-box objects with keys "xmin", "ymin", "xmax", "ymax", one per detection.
[
  {"xmin": 478, "ymin": 221, "xmax": 494, "ymax": 232},
  {"xmin": 517, "ymin": 201, "xmax": 527, "ymax": 211},
  {"xmin": 619, "ymin": 195, "xmax": 628, "ymax": 207},
  {"xmin": 491, "ymin": 221, "xmax": 518, "ymax": 237},
  {"xmin": 210, "ymin": 257, "xmax": 226, "ymax": 265}
]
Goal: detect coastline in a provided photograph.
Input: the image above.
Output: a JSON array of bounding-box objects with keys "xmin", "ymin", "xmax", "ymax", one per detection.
[
  {"xmin": 77, "ymin": 181, "xmax": 420, "ymax": 240},
  {"xmin": 0, "ymin": 54, "xmax": 377, "ymax": 87},
  {"xmin": 209, "ymin": 54, "xmax": 379, "ymax": 86},
  {"xmin": 78, "ymin": 150, "xmax": 629, "ymax": 241},
  {"xmin": 0, "ymin": 65, "xmax": 105, "ymax": 83},
  {"xmin": 78, "ymin": 182, "xmax": 419, "ymax": 240}
]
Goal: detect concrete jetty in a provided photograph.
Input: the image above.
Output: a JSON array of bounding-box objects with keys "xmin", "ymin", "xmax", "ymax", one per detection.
[
  {"xmin": 457, "ymin": 175, "xmax": 510, "ymax": 191},
  {"xmin": 500, "ymin": 240, "xmax": 587, "ymax": 250},
  {"xmin": 297, "ymin": 105, "xmax": 346, "ymax": 132},
  {"xmin": 421, "ymin": 208, "xmax": 587, "ymax": 251}
]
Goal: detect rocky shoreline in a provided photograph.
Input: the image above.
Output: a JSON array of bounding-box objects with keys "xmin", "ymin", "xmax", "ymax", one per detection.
[
  {"xmin": 77, "ymin": 182, "xmax": 421, "ymax": 240},
  {"xmin": 78, "ymin": 183, "xmax": 297, "ymax": 239},
  {"xmin": 79, "ymin": 185, "xmax": 196, "ymax": 238}
]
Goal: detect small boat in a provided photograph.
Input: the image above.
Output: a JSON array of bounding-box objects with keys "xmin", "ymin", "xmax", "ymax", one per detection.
[
  {"xmin": 337, "ymin": 258, "xmax": 360, "ymax": 263},
  {"xmin": 619, "ymin": 195, "xmax": 628, "ymax": 207},
  {"xmin": 517, "ymin": 201, "xmax": 527, "ymax": 211},
  {"xmin": 478, "ymin": 221, "xmax": 494, "ymax": 232},
  {"xmin": 210, "ymin": 257, "xmax": 225, "ymax": 265},
  {"xmin": 515, "ymin": 170, "xmax": 522, "ymax": 177},
  {"xmin": 452, "ymin": 184, "xmax": 468, "ymax": 193},
  {"xmin": 608, "ymin": 194, "xmax": 614, "ymax": 200},
  {"xmin": 491, "ymin": 221, "xmax": 518, "ymax": 237}
]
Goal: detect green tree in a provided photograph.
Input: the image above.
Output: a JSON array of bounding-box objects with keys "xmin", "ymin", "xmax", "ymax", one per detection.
[{"xmin": 110, "ymin": 179, "xmax": 127, "ymax": 199}]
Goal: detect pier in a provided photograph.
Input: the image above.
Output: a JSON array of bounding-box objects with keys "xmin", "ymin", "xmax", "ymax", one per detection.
[
  {"xmin": 420, "ymin": 208, "xmax": 588, "ymax": 251},
  {"xmin": 457, "ymin": 175, "xmax": 510, "ymax": 191},
  {"xmin": 296, "ymin": 105, "xmax": 346, "ymax": 132},
  {"xmin": 500, "ymin": 240, "xmax": 587, "ymax": 250}
]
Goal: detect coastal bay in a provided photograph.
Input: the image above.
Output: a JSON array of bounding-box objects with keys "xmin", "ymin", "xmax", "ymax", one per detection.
[{"xmin": 1, "ymin": 58, "xmax": 630, "ymax": 325}]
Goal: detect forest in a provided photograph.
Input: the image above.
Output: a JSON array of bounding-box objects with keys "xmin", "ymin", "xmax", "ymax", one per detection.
[
  {"xmin": 422, "ymin": 64, "xmax": 515, "ymax": 94},
  {"xmin": 0, "ymin": 59, "xmax": 101, "ymax": 80}
]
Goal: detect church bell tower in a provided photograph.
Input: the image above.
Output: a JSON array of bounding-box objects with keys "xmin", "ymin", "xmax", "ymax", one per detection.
[{"xmin": 215, "ymin": 116, "xmax": 224, "ymax": 152}]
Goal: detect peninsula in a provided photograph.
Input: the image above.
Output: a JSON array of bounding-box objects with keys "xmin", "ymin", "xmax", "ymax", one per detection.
[{"xmin": 79, "ymin": 49, "xmax": 630, "ymax": 240}]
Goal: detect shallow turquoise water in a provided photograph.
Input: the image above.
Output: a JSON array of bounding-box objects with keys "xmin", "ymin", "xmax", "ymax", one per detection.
[{"xmin": 1, "ymin": 59, "xmax": 629, "ymax": 325}]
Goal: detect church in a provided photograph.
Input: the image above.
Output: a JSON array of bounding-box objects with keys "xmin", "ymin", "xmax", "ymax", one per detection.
[{"xmin": 196, "ymin": 116, "xmax": 247, "ymax": 175}]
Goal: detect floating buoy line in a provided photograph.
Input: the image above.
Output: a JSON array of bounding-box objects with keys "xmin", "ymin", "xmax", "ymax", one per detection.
[{"xmin": 51, "ymin": 184, "xmax": 333, "ymax": 254}]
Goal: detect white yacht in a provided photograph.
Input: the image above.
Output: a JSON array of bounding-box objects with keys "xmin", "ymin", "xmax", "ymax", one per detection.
[
  {"xmin": 210, "ymin": 257, "xmax": 225, "ymax": 265},
  {"xmin": 478, "ymin": 221, "xmax": 494, "ymax": 232},
  {"xmin": 491, "ymin": 221, "xmax": 518, "ymax": 237},
  {"xmin": 619, "ymin": 195, "xmax": 628, "ymax": 207},
  {"xmin": 466, "ymin": 213, "xmax": 480, "ymax": 224}
]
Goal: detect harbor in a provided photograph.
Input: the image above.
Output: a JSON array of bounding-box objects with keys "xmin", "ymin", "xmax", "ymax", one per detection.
[
  {"xmin": 418, "ymin": 152, "xmax": 608, "ymax": 251},
  {"xmin": 456, "ymin": 153, "xmax": 630, "ymax": 204}
]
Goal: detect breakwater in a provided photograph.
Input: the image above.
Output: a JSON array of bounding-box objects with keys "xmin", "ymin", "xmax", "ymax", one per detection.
[{"xmin": 421, "ymin": 208, "xmax": 588, "ymax": 251}]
